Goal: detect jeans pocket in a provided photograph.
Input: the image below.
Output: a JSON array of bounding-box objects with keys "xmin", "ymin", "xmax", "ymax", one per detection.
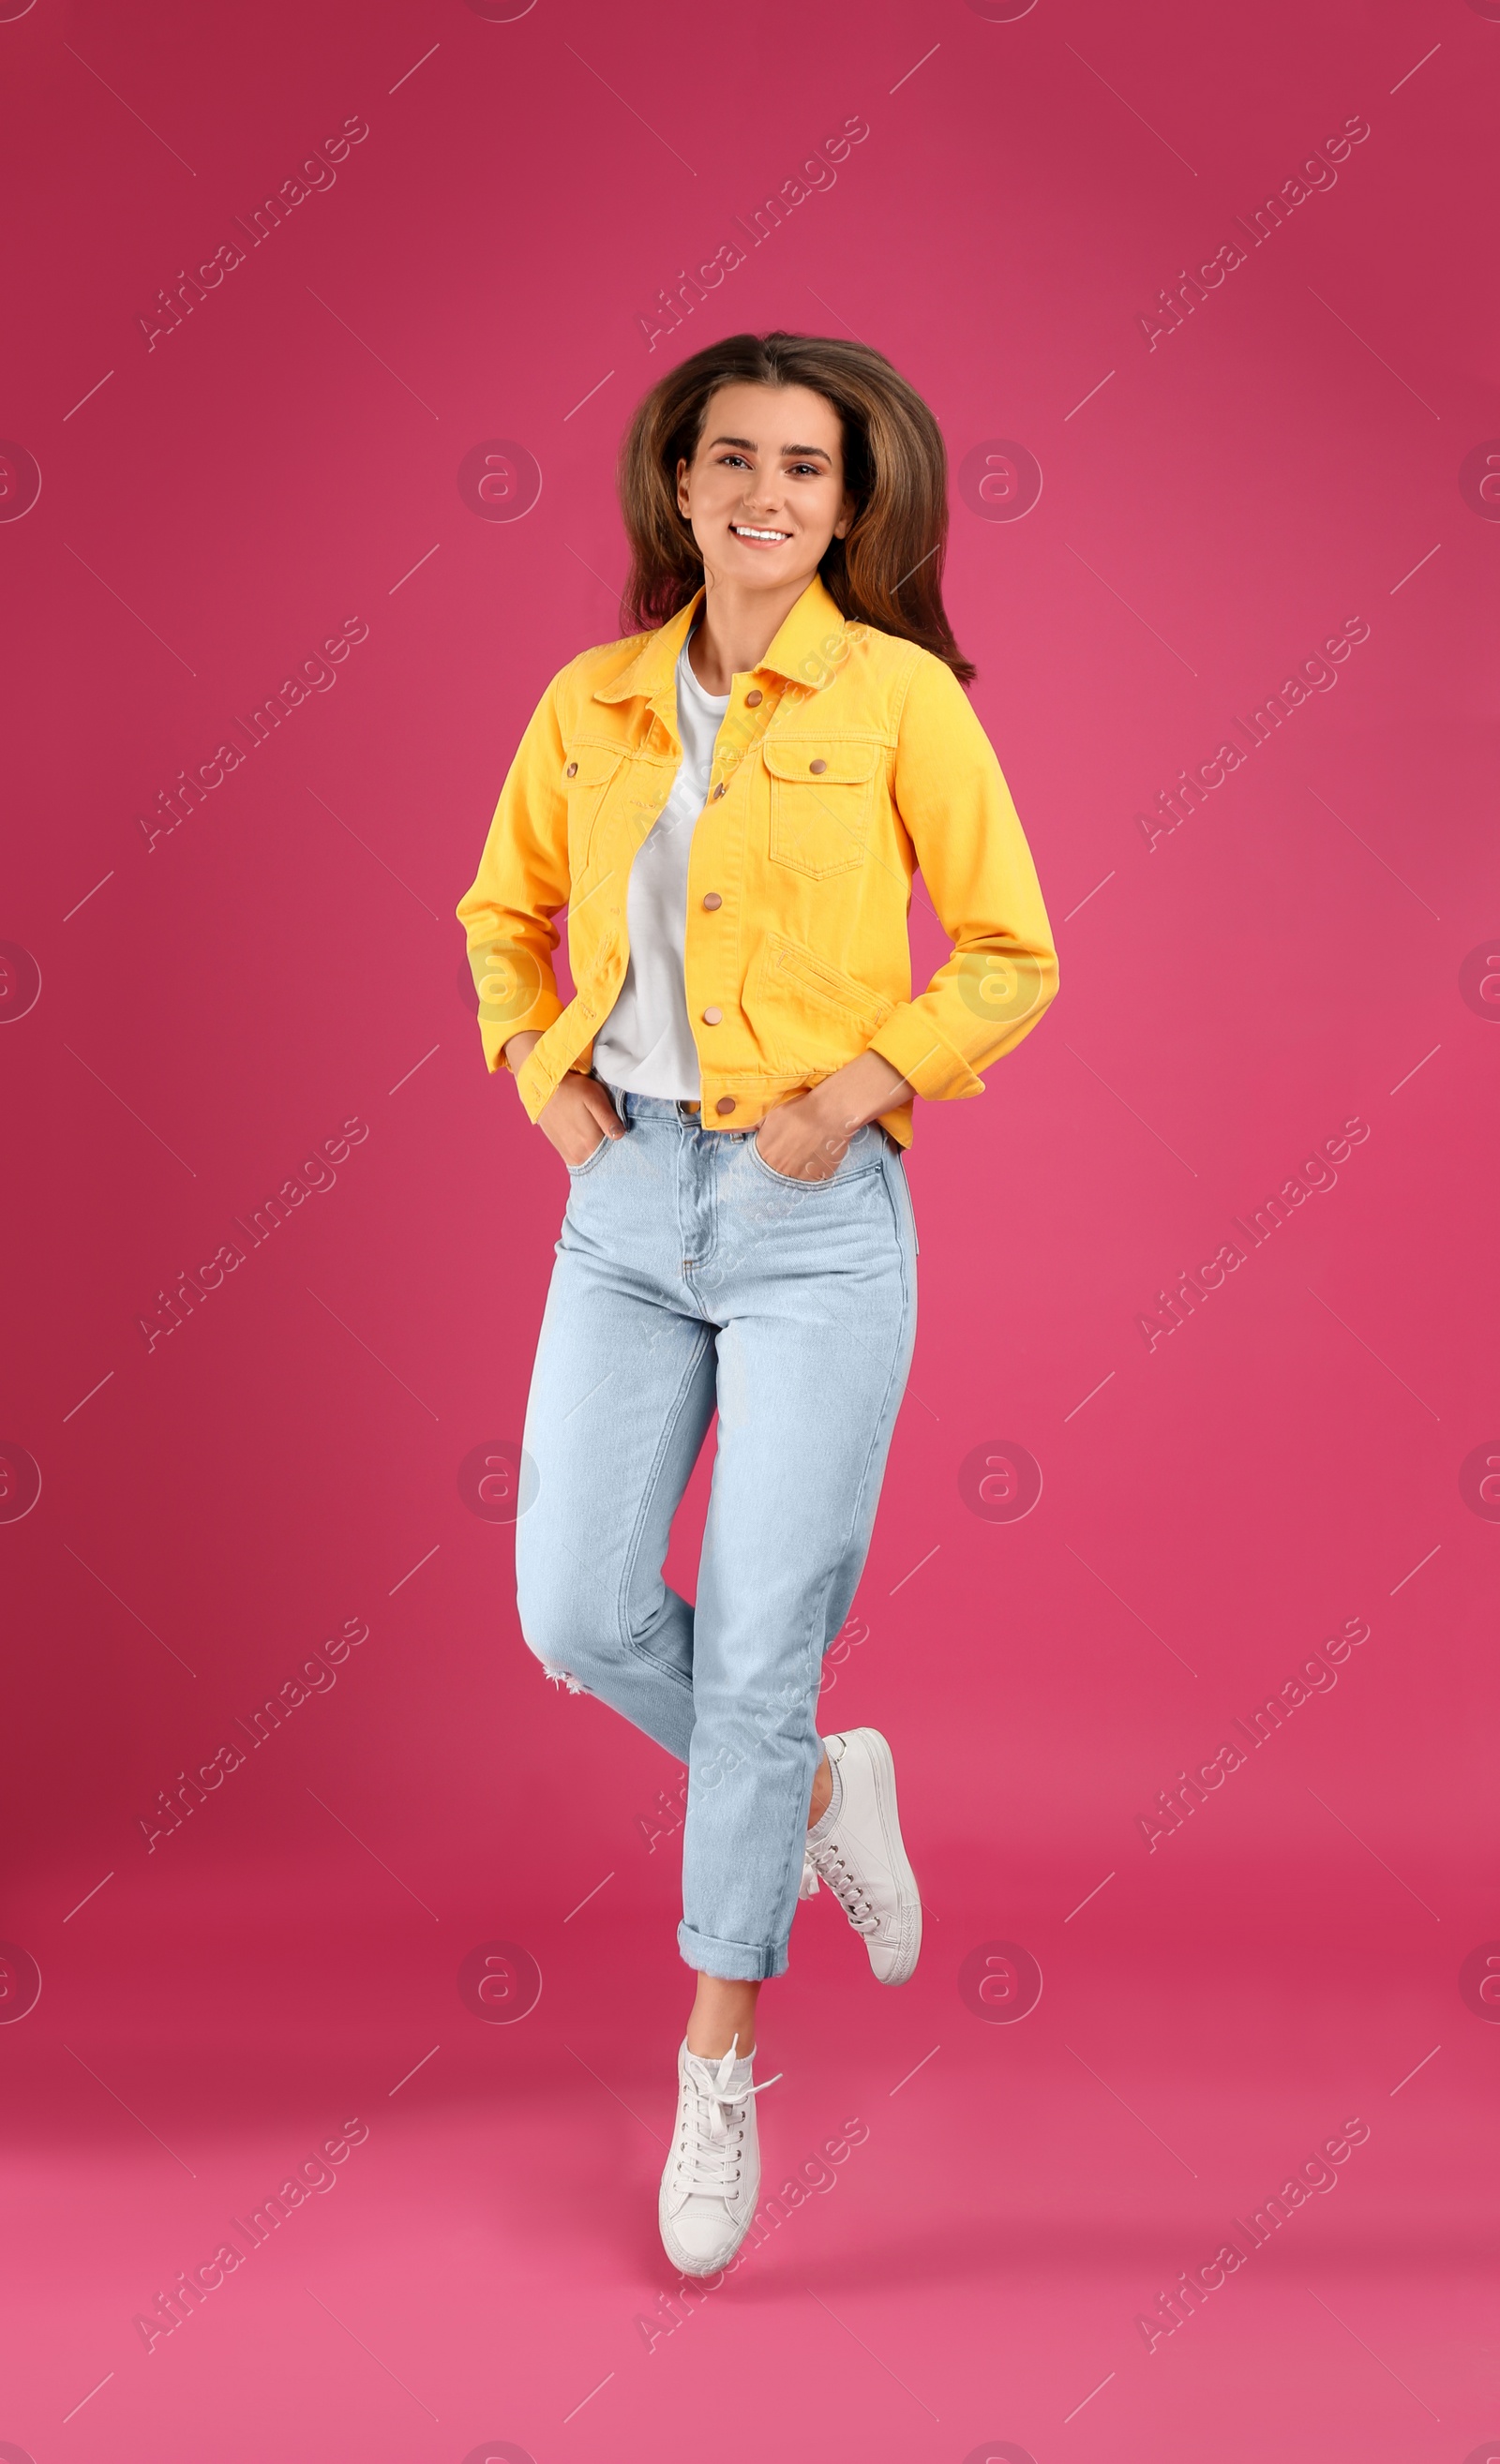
[
  {"xmin": 747, "ymin": 1121, "xmax": 877, "ymax": 1189},
  {"xmin": 567, "ymin": 1129, "xmax": 614, "ymax": 1177}
]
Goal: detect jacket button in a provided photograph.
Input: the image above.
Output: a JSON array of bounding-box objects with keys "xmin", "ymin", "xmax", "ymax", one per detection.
[
  {"xmin": 711, "ymin": 784, "xmax": 726, "ymax": 800},
  {"xmin": 715, "ymin": 1096, "xmax": 737, "ymax": 1114},
  {"xmin": 701, "ymin": 1007, "xmax": 723, "ymax": 1024},
  {"xmin": 564, "ymin": 761, "xmax": 578, "ymax": 778},
  {"xmin": 701, "ymin": 891, "xmax": 722, "ymax": 910},
  {"xmin": 744, "ymin": 689, "xmax": 763, "ymax": 707},
  {"xmin": 809, "ymin": 758, "xmax": 827, "ymax": 774}
]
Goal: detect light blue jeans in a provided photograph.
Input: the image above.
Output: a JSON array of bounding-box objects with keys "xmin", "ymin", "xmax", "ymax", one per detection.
[{"xmin": 515, "ymin": 1077, "xmax": 919, "ymax": 1981}]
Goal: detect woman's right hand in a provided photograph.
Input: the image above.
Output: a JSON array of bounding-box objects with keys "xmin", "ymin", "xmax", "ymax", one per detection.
[{"xmin": 505, "ymin": 1031, "xmax": 625, "ymax": 1167}]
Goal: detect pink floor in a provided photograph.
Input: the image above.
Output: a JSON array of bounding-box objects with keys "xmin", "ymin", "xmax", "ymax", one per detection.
[
  {"xmin": 7, "ymin": 1442, "xmax": 1496, "ymax": 2461},
  {"xmin": 6, "ymin": 1891, "xmax": 1495, "ymax": 2460}
]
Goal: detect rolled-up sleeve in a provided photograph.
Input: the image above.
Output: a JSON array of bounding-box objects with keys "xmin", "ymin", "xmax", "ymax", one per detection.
[
  {"xmin": 455, "ymin": 677, "xmax": 571, "ymax": 1076},
  {"xmin": 866, "ymin": 651, "xmax": 1059, "ymax": 1101}
]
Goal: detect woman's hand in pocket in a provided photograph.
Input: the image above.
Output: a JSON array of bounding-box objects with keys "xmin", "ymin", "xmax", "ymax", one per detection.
[
  {"xmin": 537, "ymin": 1071, "xmax": 626, "ymax": 1168},
  {"xmin": 504, "ymin": 1033, "xmax": 625, "ymax": 1168},
  {"xmin": 754, "ymin": 1053, "xmax": 914, "ymax": 1182},
  {"xmin": 752, "ymin": 1090, "xmax": 849, "ymax": 1183}
]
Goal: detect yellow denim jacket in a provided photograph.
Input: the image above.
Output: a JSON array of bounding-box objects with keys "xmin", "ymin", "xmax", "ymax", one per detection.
[{"xmin": 456, "ymin": 573, "xmax": 1058, "ymax": 1147}]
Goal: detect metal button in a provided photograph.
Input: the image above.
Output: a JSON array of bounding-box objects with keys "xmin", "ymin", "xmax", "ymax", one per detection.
[
  {"xmin": 701, "ymin": 1007, "xmax": 723, "ymax": 1025},
  {"xmin": 711, "ymin": 784, "xmax": 726, "ymax": 800},
  {"xmin": 701, "ymin": 891, "xmax": 722, "ymax": 910},
  {"xmin": 809, "ymin": 758, "xmax": 827, "ymax": 775},
  {"xmin": 744, "ymin": 689, "xmax": 763, "ymax": 707},
  {"xmin": 715, "ymin": 1095, "xmax": 737, "ymax": 1114},
  {"xmin": 564, "ymin": 761, "xmax": 578, "ymax": 778}
]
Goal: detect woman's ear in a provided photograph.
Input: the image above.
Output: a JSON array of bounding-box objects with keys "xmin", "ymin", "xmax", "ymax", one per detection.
[{"xmin": 675, "ymin": 455, "xmax": 692, "ymax": 518}]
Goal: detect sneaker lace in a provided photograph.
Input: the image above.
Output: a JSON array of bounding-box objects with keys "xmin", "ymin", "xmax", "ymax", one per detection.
[
  {"xmin": 674, "ymin": 2039, "xmax": 782, "ymax": 2197},
  {"xmin": 801, "ymin": 1834, "xmax": 878, "ymax": 1934}
]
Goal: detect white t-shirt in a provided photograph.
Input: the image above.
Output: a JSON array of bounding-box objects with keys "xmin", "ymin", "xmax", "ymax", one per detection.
[{"xmin": 591, "ymin": 632, "xmax": 728, "ymax": 1098}]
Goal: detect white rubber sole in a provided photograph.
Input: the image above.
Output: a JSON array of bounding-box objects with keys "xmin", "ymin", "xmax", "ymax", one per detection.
[{"xmin": 841, "ymin": 1725, "xmax": 922, "ymax": 1985}]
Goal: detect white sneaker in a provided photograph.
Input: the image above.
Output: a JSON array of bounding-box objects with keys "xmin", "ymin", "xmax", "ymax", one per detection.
[
  {"xmin": 658, "ymin": 2035, "xmax": 780, "ymax": 2277},
  {"xmin": 799, "ymin": 1728, "xmax": 922, "ymax": 1985}
]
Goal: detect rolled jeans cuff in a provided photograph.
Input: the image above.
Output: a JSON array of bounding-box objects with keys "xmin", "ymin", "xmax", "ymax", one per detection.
[{"xmin": 678, "ymin": 1921, "xmax": 789, "ymax": 1983}]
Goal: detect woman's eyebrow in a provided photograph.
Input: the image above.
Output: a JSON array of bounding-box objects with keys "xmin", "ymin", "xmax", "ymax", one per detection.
[{"xmin": 705, "ymin": 434, "xmax": 832, "ymax": 460}]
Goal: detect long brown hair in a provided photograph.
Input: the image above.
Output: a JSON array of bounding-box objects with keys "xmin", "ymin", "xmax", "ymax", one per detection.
[{"xmin": 617, "ymin": 330, "xmax": 975, "ymax": 685}]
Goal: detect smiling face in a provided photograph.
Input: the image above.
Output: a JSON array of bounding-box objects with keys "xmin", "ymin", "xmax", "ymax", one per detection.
[{"xmin": 675, "ymin": 381, "xmax": 855, "ymax": 598}]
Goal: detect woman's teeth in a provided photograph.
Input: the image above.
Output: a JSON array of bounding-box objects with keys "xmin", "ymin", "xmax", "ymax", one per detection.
[{"xmin": 732, "ymin": 525, "xmax": 789, "ymax": 541}]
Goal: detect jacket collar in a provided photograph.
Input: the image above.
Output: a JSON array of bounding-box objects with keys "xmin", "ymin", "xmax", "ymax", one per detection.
[{"xmin": 591, "ymin": 573, "xmax": 850, "ymax": 715}]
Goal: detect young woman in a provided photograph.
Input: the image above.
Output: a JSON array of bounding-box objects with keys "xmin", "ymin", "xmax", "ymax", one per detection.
[{"xmin": 457, "ymin": 330, "xmax": 1058, "ymax": 2276}]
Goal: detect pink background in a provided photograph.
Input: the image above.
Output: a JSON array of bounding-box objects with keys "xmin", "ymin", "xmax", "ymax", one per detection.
[{"xmin": 3, "ymin": 0, "xmax": 1497, "ymax": 2457}]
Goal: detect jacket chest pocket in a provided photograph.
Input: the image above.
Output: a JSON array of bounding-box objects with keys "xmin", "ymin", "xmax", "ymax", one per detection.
[
  {"xmin": 762, "ymin": 741, "xmax": 880, "ymax": 879},
  {"xmin": 561, "ymin": 746, "xmax": 624, "ymax": 874}
]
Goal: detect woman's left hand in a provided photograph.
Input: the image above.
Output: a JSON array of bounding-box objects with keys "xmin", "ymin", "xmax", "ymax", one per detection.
[
  {"xmin": 752, "ymin": 1090, "xmax": 851, "ymax": 1183},
  {"xmin": 751, "ymin": 1053, "xmax": 915, "ymax": 1183}
]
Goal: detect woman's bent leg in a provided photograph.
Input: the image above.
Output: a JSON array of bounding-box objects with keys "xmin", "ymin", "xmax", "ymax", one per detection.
[
  {"xmin": 515, "ymin": 1185, "xmax": 718, "ymax": 1765},
  {"xmin": 678, "ymin": 1133, "xmax": 918, "ymax": 1982}
]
